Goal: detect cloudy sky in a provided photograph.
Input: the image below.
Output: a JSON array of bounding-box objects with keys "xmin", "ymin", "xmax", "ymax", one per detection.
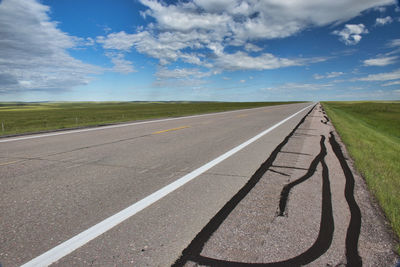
[{"xmin": 1, "ymin": 0, "xmax": 400, "ymax": 101}]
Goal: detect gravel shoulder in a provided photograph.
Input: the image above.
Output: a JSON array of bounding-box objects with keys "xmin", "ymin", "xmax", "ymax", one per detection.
[{"xmin": 174, "ymin": 103, "xmax": 399, "ymax": 266}]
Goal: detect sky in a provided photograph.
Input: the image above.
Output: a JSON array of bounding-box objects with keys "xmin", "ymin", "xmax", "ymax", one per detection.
[{"xmin": 0, "ymin": 0, "xmax": 400, "ymax": 102}]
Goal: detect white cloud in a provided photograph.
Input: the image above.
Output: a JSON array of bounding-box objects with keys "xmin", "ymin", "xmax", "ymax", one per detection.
[
  {"xmin": 382, "ymin": 80, "xmax": 400, "ymax": 86},
  {"xmin": 244, "ymin": 43, "xmax": 263, "ymax": 52},
  {"xmin": 363, "ymin": 56, "xmax": 398, "ymax": 66},
  {"xmin": 98, "ymin": 30, "xmax": 327, "ymax": 71},
  {"xmin": 140, "ymin": 0, "xmax": 231, "ymax": 32},
  {"xmin": 326, "ymin": 72, "xmax": 344, "ymax": 78},
  {"xmin": 139, "ymin": 0, "xmax": 394, "ymax": 42},
  {"xmin": 313, "ymin": 71, "xmax": 344, "ymax": 79},
  {"xmin": 97, "ymin": 31, "xmax": 138, "ymax": 51},
  {"xmin": 0, "ymin": 0, "xmax": 102, "ymax": 93},
  {"xmin": 358, "ymin": 69, "xmax": 400, "ymax": 81},
  {"xmin": 155, "ymin": 67, "xmax": 210, "ymax": 79},
  {"xmin": 374, "ymin": 6, "xmax": 387, "ymax": 12},
  {"xmin": 332, "ymin": 24, "xmax": 368, "ymax": 45},
  {"xmin": 214, "ymin": 51, "xmax": 299, "ymax": 70},
  {"xmin": 214, "ymin": 51, "xmax": 327, "ymax": 71},
  {"xmin": 105, "ymin": 53, "xmax": 135, "ymax": 74},
  {"xmin": 264, "ymin": 82, "xmax": 333, "ymax": 92},
  {"xmin": 313, "ymin": 74, "xmax": 324, "ymax": 80},
  {"xmin": 375, "ymin": 16, "xmax": 393, "ymax": 26},
  {"xmin": 97, "ymin": 0, "xmax": 395, "ymax": 75},
  {"xmin": 387, "ymin": 39, "xmax": 400, "ymax": 48},
  {"xmin": 240, "ymin": 79, "xmax": 246, "ymax": 83},
  {"xmin": 98, "ymin": 30, "xmax": 212, "ymax": 66}
]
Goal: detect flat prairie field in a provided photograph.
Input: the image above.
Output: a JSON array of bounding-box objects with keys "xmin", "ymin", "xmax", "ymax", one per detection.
[
  {"xmin": 0, "ymin": 101, "xmax": 303, "ymax": 136},
  {"xmin": 322, "ymin": 101, "xmax": 400, "ymax": 251}
]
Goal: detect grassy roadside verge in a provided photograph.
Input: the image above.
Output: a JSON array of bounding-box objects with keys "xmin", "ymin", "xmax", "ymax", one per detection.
[
  {"xmin": 0, "ymin": 101, "xmax": 304, "ymax": 136},
  {"xmin": 321, "ymin": 101, "xmax": 400, "ymax": 252}
]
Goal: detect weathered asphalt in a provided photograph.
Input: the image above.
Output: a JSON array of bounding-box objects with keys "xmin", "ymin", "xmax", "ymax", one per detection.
[
  {"xmin": 1, "ymin": 102, "xmax": 397, "ymax": 266},
  {"xmin": 1, "ymin": 103, "xmax": 313, "ymax": 266},
  {"xmin": 174, "ymin": 104, "xmax": 399, "ymax": 267}
]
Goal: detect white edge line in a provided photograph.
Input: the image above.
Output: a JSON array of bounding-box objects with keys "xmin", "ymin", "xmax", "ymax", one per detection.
[
  {"xmin": 0, "ymin": 104, "xmax": 306, "ymax": 143},
  {"xmin": 20, "ymin": 104, "xmax": 314, "ymax": 267}
]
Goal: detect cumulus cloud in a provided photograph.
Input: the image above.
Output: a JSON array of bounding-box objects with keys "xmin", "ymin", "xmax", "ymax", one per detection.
[
  {"xmin": 363, "ymin": 56, "xmax": 398, "ymax": 66},
  {"xmin": 375, "ymin": 16, "xmax": 393, "ymax": 26},
  {"xmin": 97, "ymin": 0, "xmax": 394, "ymax": 75},
  {"xmin": 140, "ymin": 0, "xmax": 394, "ymax": 41},
  {"xmin": 214, "ymin": 51, "xmax": 327, "ymax": 71},
  {"xmin": 313, "ymin": 72, "xmax": 344, "ymax": 80},
  {"xmin": 332, "ymin": 24, "xmax": 369, "ymax": 45},
  {"xmin": 98, "ymin": 30, "xmax": 210, "ymax": 66},
  {"xmin": 0, "ymin": 0, "xmax": 102, "ymax": 93},
  {"xmin": 97, "ymin": 31, "xmax": 138, "ymax": 51},
  {"xmin": 358, "ymin": 69, "xmax": 400, "ymax": 81},
  {"xmin": 244, "ymin": 43, "xmax": 263, "ymax": 52},
  {"xmin": 99, "ymin": 30, "xmax": 327, "ymax": 71},
  {"xmin": 105, "ymin": 53, "xmax": 135, "ymax": 74}
]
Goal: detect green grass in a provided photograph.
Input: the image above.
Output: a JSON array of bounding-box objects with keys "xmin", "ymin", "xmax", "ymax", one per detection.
[
  {"xmin": 0, "ymin": 101, "xmax": 303, "ymax": 136},
  {"xmin": 321, "ymin": 101, "xmax": 400, "ymax": 252}
]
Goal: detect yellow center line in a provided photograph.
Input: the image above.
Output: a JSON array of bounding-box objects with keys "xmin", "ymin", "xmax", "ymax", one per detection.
[
  {"xmin": 0, "ymin": 160, "xmax": 23, "ymax": 166},
  {"xmin": 152, "ymin": 126, "xmax": 190, "ymax": 135}
]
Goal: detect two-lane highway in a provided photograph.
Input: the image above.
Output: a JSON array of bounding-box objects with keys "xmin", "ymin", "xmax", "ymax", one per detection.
[{"xmin": 0, "ymin": 102, "xmax": 313, "ymax": 266}]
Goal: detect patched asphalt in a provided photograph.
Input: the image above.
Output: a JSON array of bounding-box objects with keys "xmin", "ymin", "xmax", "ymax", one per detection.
[
  {"xmin": 1, "ymin": 103, "xmax": 398, "ymax": 266},
  {"xmin": 174, "ymin": 104, "xmax": 399, "ymax": 267}
]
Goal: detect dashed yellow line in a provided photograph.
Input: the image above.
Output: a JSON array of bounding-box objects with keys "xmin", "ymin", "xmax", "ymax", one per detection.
[
  {"xmin": 152, "ymin": 126, "xmax": 190, "ymax": 135},
  {"xmin": 0, "ymin": 160, "xmax": 22, "ymax": 166}
]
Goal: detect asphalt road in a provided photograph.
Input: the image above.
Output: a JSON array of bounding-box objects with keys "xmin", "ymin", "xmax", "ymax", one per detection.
[
  {"xmin": 174, "ymin": 104, "xmax": 398, "ymax": 267},
  {"xmin": 0, "ymin": 102, "xmax": 314, "ymax": 266}
]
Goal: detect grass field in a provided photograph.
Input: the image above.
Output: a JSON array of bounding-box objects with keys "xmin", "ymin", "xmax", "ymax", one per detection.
[
  {"xmin": 0, "ymin": 101, "xmax": 303, "ymax": 136},
  {"xmin": 321, "ymin": 101, "xmax": 400, "ymax": 251}
]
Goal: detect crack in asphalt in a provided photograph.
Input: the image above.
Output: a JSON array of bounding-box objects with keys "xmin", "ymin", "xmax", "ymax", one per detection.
[
  {"xmin": 173, "ymin": 106, "xmax": 363, "ymax": 267},
  {"xmin": 269, "ymin": 169, "xmax": 290, "ymax": 177},
  {"xmin": 278, "ymin": 136, "xmax": 326, "ymax": 217},
  {"xmin": 329, "ymin": 132, "xmax": 362, "ymax": 267},
  {"xmin": 172, "ymin": 106, "xmax": 316, "ymax": 267},
  {"xmin": 46, "ymin": 134, "xmax": 152, "ymax": 157},
  {"xmin": 279, "ymin": 151, "xmax": 312, "ymax": 156},
  {"xmin": 185, "ymin": 136, "xmax": 334, "ymax": 267},
  {"xmin": 271, "ymin": 165, "xmax": 309, "ymax": 171}
]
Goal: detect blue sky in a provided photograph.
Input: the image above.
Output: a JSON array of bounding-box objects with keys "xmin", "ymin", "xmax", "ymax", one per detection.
[{"xmin": 0, "ymin": 0, "xmax": 400, "ymax": 102}]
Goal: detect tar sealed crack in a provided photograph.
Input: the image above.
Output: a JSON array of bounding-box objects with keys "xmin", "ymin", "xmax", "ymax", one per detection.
[
  {"xmin": 329, "ymin": 132, "xmax": 362, "ymax": 267},
  {"xmin": 172, "ymin": 105, "xmax": 318, "ymax": 267},
  {"xmin": 278, "ymin": 135, "xmax": 327, "ymax": 217}
]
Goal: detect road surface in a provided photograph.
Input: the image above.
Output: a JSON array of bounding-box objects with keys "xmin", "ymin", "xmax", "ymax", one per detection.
[
  {"xmin": 174, "ymin": 104, "xmax": 398, "ymax": 267},
  {"xmin": 1, "ymin": 103, "xmax": 315, "ymax": 266}
]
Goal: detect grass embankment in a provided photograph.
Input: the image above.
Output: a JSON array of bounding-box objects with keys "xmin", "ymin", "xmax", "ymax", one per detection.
[
  {"xmin": 0, "ymin": 101, "xmax": 303, "ymax": 136},
  {"xmin": 321, "ymin": 101, "xmax": 400, "ymax": 251}
]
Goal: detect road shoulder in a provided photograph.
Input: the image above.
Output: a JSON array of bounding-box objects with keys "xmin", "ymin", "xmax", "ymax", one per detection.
[{"xmin": 174, "ymin": 103, "xmax": 399, "ymax": 266}]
